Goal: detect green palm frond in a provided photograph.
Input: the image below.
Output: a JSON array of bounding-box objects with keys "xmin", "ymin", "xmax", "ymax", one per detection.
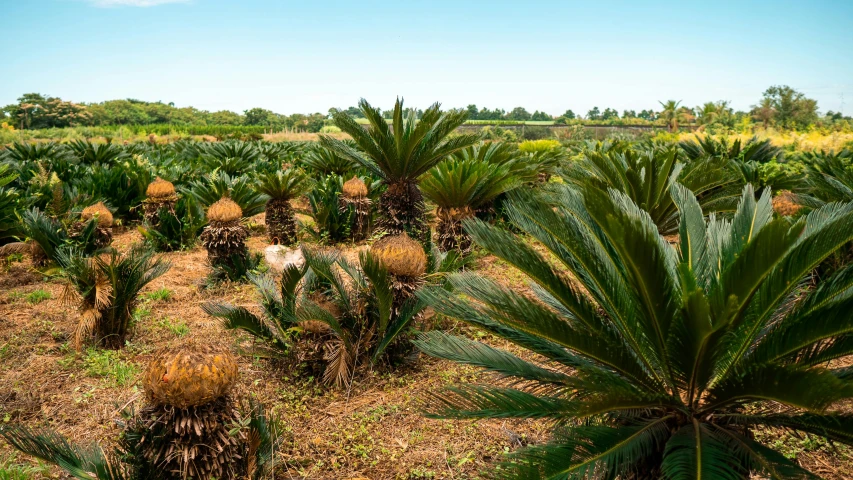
[
  {"xmin": 255, "ymin": 168, "xmax": 311, "ymax": 200},
  {"xmin": 183, "ymin": 170, "xmax": 268, "ymax": 217},
  {"xmin": 420, "ymin": 158, "xmax": 522, "ymax": 210},
  {"xmin": 319, "ymin": 98, "xmax": 479, "ymax": 183},
  {"xmin": 416, "ymin": 178, "xmax": 853, "ymax": 478}
]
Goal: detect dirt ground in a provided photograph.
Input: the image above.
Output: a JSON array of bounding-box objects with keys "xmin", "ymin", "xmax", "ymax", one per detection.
[{"xmin": 0, "ymin": 223, "xmax": 851, "ymax": 479}]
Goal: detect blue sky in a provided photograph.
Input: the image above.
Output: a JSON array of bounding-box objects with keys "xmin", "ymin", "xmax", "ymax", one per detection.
[{"xmin": 2, "ymin": 0, "xmax": 852, "ymax": 116}]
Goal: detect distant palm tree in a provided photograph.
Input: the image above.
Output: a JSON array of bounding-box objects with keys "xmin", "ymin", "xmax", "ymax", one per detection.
[{"xmin": 658, "ymin": 100, "xmax": 692, "ymax": 132}]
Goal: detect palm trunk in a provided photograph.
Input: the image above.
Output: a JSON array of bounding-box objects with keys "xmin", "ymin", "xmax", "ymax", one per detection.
[
  {"xmin": 265, "ymin": 198, "xmax": 297, "ymax": 245},
  {"xmin": 379, "ymin": 181, "xmax": 426, "ymax": 241}
]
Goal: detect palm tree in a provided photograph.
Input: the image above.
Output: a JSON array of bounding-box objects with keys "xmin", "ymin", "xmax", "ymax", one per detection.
[
  {"xmin": 255, "ymin": 168, "xmax": 311, "ymax": 245},
  {"xmin": 658, "ymin": 100, "xmax": 692, "ymax": 131},
  {"xmin": 319, "ymin": 98, "xmax": 479, "ymax": 239},
  {"xmin": 0, "ymin": 164, "xmax": 20, "ymax": 244},
  {"xmin": 0, "ymin": 399, "xmax": 281, "ymax": 480},
  {"xmin": 58, "ymin": 245, "xmax": 170, "ymax": 349},
  {"xmin": 416, "ymin": 183, "xmax": 853, "ymax": 479},
  {"xmin": 562, "ymin": 142, "xmax": 742, "ymax": 235},
  {"xmin": 420, "ymin": 158, "xmax": 523, "ymax": 252},
  {"xmin": 205, "ymin": 246, "xmax": 464, "ymax": 387}
]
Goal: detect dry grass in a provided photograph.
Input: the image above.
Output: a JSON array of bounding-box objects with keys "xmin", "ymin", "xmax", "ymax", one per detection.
[
  {"xmin": 678, "ymin": 129, "xmax": 853, "ymax": 152},
  {"xmin": 1, "ymin": 223, "xmax": 851, "ymax": 479}
]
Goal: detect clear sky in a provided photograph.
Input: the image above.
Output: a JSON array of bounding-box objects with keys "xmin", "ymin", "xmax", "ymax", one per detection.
[{"xmin": 2, "ymin": 0, "xmax": 852, "ymax": 116}]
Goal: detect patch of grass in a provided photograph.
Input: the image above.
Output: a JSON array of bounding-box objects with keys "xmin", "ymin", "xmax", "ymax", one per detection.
[
  {"xmin": 82, "ymin": 348, "xmax": 140, "ymax": 387},
  {"xmin": 144, "ymin": 287, "xmax": 173, "ymax": 302},
  {"xmin": 158, "ymin": 316, "xmax": 189, "ymax": 337},
  {"xmin": 24, "ymin": 289, "xmax": 51, "ymax": 304},
  {"xmin": 0, "ymin": 458, "xmax": 51, "ymax": 480}
]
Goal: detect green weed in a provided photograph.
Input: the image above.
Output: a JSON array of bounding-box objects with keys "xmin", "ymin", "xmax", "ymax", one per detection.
[{"xmin": 82, "ymin": 349, "xmax": 140, "ymax": 387}]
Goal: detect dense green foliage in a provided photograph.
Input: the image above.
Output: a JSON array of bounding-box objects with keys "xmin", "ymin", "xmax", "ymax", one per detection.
[{"xmin": 416, "ymin": 183, "xmax": 853, "ymax": 479}]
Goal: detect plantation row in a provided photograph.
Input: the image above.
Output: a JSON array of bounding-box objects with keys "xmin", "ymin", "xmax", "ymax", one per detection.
[{"xmin": 1, "ymin": 98, "xmax": 853, "ymax": 479}]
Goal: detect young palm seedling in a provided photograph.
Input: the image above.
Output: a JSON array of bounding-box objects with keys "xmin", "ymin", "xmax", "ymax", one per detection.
[
  {"xmin": 205, "ymin": 244, "xmax": 465, "ymax": 387},
  {"xmin": 0, "ymin": 208, "xmax": 101, "ymax": 267},
  {"xmin": 59, "ymin": 245, "xmax": 169, "ymax": 349},
  {"xmin": 256, "ymin": 168, "xmax": 311, "ymax": 245},
  {"xmin": 416, "ymin": 183, "xmax": 853, "ymax": 479},
  {"xmin": 71, "ymin": 201, "xmax": 113, "ymax": 250}
]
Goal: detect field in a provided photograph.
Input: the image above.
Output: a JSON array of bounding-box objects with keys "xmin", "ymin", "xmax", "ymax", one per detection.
[
  {"xmin": 3, "ymin": 217, "xmax": 852, "ymax": 479},
  {"xmin": 2, "ymin": 113, "xmax": 853, "ymax": 480},
  {"xmin": 0, "ymin": 221, "xmax": 551, "ymax": 479}
]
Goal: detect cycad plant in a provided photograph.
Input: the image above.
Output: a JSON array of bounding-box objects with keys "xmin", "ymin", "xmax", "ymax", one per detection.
[
  {"xmin": 795, "ymin": 149, "xmax": 853, "ymax": 207},
  {"xmin": 420, "ymin": 158, "xmax": 522, "ymax": 252},
  {"xmin": 301, "ymin": 143, "xmax": 358, "ymax": 176},
  {"xmin": 58, "ymin": 245, "xmax": 169, "ymax": 349},
  {"xmin": 0, "ymin": 164, "xmax": 20, "ymax": 244},
  {"xmin": 319, "ymin": 98, "xmax": 479, "ymax": 239},
  {"xmin": 1, "ymin": 379, "xmax": 280, "ymax": 480},
  {"xmin": 200, "ymin": 141, "xmax": 261, "ymax": 176},
  {"xmin": 305, "ymin": 174, "xmax": 380, "ymax": 244},
  {"xmin": 562, "ymin": 142, "xmax": 741, "ymax": 235},
  {"xmin": 138, "ymin": 197, "xmax": 206, "ymax": 252},
  {"xmin": 184, "ymin": 171, "xmax": 268, "ymax": 218},
  {"xmin": 256, "ymin": 168, "xmax": 311, "ymax": 245},
  {"xmin": 679, "ymin": 135, "xmax": 782, "ymax": 164},
  {"xmin": 205, "ymin": 245, "xmax": 464, "ymax": 387},
  {"xmin": 416, "ymin": 183, "xmax": 853, "ymax": 479},
  {"xmin": 0, "ymin": 208, "xmax": 101, "ymax": 267}
]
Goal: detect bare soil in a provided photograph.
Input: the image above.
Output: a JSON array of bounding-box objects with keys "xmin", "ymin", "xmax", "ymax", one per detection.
[{"xmin": 0, "ymin": 225, "xmax": 850, "ymax": 479}]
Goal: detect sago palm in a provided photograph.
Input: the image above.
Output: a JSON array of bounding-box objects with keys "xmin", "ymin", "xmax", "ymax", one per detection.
[
  {"xmin": 416, "ymin": 183, "xmax": 853, "ymax": 479},
  {"xmin": 562, "ymin": 142, "xmax": 741, "ymax": 235},
  {"xmin": 795, "ymin": 149, "xmax": 853, "ymax": 207},
  {"xmin": 205, "ymin": 245, "xmax": 464, "ymax": 387},
  {"xmin": 0, "ymin": 164, "xmax": 20, "ymax": 243},
  {"xmin": 420, "ymin": 158, "xmax": 523, "ymax": 252},
  {"xmin": 319, "ymin": 98, "xmax": 479, "ymax": 239},
  {"xmin": 256, "ymin": 168, "xmax": 311, "ymax": 245},
  {"xmin": 58, "ymin": 245, "xmax": 170, "ymax": 349}
]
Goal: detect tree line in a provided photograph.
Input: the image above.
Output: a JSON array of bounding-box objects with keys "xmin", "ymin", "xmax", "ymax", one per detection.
[{"xmin": 1, "ymin": 85, "xmax": 848, "ymax": 132}]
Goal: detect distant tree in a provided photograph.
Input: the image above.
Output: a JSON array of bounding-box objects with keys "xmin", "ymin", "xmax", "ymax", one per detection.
[
  {"xmin": 530, "ymin": 110, "xmax": 551, "ymax": 121},
  {"xmin": 561, "ymin": 109, "xmax": 576, "ymax": 120},
  {"xmin": 208, "ymin": 110, "xmax": 244, "ymax": 125},
  {"xmin": 638, "ymin": 109, "xmax": 656, "ymax": 121},
  {"xmin": 751, "ymin": 97, "xmax": 776, "ymax": 128},
  {"xmin": 658, "ymin": 100, "xmax": 692, "ymax": 131},
  {"xmin": 622, "ymin": 110, "xmax": 637, "ymax": 118},
  {"xmin": 343, "ymin": 106, "xmax": 364, "ymax": 118},
  {"xmin": 506, "ymin": 107, "xmax": 532, "ymax": 121},
  {"xmin": 601, "ymin": 108, "xmax": 619, "ymax": 120},
  {"xmin": 753, "ymin": 85, "xmax": 818, "ymax": 129},
  {"xmin": 695, "ymin": 101, "xmax": 734, "ymax": 128},
  {"xmin": 586, "ymin": 106, "xmax": 601, "ymax": 120},
  {"xmin": 466, "ymin": 104, "xmax": 478, "ymax": 120},
  {"xmin": 244, "ymin": 107, "xmax": 277, "ymax": 126}
]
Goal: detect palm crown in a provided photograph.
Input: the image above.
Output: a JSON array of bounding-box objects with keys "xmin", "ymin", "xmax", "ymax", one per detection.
[
  {"xmin": 416, "ymin": 182, "xmax": 853, "ymax": 479},
  {"xmin": 255, "ymin": 168, "xmax": 311, "ymax": 201},
  {"xmin": 319, "ymin": 98, "xmax": 479, "ymax": 237},
  {"xmin": 562, "ymin": 142, "xmax": 741, "ymax": 235}
]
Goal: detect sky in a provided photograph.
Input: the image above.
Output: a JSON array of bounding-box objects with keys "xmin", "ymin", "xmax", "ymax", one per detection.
[{"xmin": 1, "ymin": 0, "xmax": 852, "ymax": 116}]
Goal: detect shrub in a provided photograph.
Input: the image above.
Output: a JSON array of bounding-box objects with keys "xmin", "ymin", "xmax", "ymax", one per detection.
[{"xmin": 416, "ymin": 183, "xmax": 853, "ymax": 479}]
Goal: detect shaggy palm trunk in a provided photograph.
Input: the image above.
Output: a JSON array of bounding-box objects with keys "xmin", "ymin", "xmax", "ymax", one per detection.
[
  {"xmin": 380, "ymin": 181, "xmax": 426, "ymax": 240},
  {"xmin": 265, "ymin": 198, "xmax": 297, "ymax": 245},
  {"xmin": 143, "ymin": 199, "xmax": 177, "ymax": 226},
  {"xmin": 126, "ymin": 397, "xmax": 244, "ymax": 480},
  {"xmin": 437, "ymin": 207, "xmax": 473, "ymax": 253},
  {"xmin": 201, "ymin": 219, "xmax": 249, "ymax": 268},
  {"xmin": 132, "ymin": 343, "xmax": 244, "ymax": 479}
]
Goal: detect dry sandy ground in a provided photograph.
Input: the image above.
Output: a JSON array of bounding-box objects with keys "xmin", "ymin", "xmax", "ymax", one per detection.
[{"xmin": 0, "ymin": 226, "xmax": 850, "ymax": 479}]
